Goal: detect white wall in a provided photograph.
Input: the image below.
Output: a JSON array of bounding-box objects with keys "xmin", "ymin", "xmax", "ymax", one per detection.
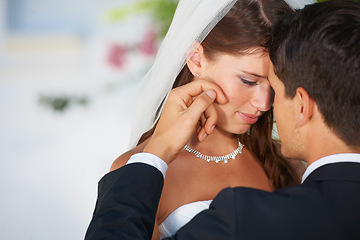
[
  {"xmin": 0, "ymin": 0, "xmax": 5, "ymax": 61},
  {"xmin": 0, "ymin": 1, "xmax": 156, "ymax": 239}
]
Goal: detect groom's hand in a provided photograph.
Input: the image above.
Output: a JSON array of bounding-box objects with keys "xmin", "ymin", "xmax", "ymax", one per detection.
[{"xmin": 143, "ymin": 80, "xmax": 227, "ymax": 164}]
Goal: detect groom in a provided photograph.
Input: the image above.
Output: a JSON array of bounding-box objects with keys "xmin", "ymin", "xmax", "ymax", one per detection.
[{"xmin": 85, "ymin": 1, "xmax": 360, "ymax": 239}]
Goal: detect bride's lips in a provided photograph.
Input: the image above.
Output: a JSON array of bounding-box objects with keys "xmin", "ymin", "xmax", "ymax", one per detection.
[{"xmin": 238, "ymin": 112, "xmax": 259, "ymax": 124}]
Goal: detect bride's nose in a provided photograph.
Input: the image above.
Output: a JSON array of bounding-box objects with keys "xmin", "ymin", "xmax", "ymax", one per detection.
[{"xmin": 250, "ymin": 84, "xmax": 271, "ymax": 112}]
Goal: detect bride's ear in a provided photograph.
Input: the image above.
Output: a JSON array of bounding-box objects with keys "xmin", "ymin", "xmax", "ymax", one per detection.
[{"xmin": 186, "ymin": 44, "xmax": 205, "ymax": 78}]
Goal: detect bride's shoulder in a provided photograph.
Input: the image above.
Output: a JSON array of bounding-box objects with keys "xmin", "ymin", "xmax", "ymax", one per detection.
[{"xmin": 110, "ymin": 138, "xmax": 150, "ymax": 172}]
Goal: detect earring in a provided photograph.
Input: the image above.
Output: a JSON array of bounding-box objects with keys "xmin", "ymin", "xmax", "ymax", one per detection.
[{"xmin": 195, "ymin": 73, "xmax": 199, "ymax": 77}]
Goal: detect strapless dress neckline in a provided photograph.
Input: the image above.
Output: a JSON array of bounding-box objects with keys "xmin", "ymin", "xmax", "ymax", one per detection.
[{"xmin": 159, "ymin": 200, "xmax": 213, "ymax": 239}]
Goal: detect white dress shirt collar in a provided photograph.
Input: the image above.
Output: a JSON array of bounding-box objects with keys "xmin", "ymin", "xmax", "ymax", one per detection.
[{"xmin": 301, "ymin": 153, "xmax": 360, "ymax": 183}]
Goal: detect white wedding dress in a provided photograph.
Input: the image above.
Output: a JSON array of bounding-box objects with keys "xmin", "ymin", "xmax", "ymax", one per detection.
[{"xmin": 159, "ymin": 200, "xmax": 213, "ymax": 239}]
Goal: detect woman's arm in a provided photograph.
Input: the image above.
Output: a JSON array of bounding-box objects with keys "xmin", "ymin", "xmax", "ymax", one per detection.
[{"xmin": 152, "ymin": 218, "xmax": 160, "ymax": 240}]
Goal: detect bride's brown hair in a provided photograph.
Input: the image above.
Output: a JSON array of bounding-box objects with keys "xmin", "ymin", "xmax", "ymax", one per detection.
[{"xmin": 138, "ymin": 0, "xmax": 300, "ymax": 188}]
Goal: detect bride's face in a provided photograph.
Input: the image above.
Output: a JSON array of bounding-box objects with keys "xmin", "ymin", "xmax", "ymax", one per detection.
[{"xmin": 200, "ymin": 50, "xmax": 272, "ymax": 134}]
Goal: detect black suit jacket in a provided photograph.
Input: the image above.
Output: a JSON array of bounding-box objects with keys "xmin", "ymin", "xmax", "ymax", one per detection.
[
  {"xmin": 85, "ymin": 162, "xmax": 360, "ymax": 240},
  {"xmin": 85, "ymin": 163, "xmax": 164, "ymax": 240}
]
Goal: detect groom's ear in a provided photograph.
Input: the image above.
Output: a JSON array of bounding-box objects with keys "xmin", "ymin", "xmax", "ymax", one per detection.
[
  {"xmin": 295, "ymin": 87, "xmax": 315, "ymax": 127},
  {"xmin": 186, "ymin": 44, "xmax": 204, "ymax": 77}
]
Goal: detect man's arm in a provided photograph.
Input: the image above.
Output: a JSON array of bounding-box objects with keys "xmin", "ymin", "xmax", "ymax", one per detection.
[
  {"xmin": 85, "ymin": 163, "xmax": 164, "ymax": 240},
  {"xmin": 85, "ymin": 80, "xmax": 226, "ymax": 239}
]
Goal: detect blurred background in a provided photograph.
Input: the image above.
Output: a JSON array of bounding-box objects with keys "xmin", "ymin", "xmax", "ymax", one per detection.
[{"xmin": 0, "ymin": 0, "xmax": 177, "ymax": 239}]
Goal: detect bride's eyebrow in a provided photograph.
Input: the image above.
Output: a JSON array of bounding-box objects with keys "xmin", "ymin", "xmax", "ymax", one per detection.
[{"xmin": 241, "ymin": 70, "xmax": 268, "ymax": 79}]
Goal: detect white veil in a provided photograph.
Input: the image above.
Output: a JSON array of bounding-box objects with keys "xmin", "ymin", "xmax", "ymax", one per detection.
[{"xmin": 128, "ymin": 0, "xmax": 316, "ymax": 148}]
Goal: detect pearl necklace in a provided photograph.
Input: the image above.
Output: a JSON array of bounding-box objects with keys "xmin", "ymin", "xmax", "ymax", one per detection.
[{"xmin": 183, "ymin": 138, "xmax": 244, "ymax": 163}]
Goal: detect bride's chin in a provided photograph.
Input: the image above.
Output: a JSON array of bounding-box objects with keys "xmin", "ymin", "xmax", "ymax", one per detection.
[
  {"xmin": 214, "ymin": 123, "xmax": 250, "ymax": 136},
  {"xmin": 233, "ymin": 126, "xmax": 251, "ymax": 135},
  {"xmin": 222, "ymin": 127, "xmax": 249, "ymax": 136}
]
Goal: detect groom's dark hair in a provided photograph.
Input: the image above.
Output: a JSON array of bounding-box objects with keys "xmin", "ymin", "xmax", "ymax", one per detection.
[{"xmin": 269, "ymin": 0, "xmax": 360, "ymax": 147}]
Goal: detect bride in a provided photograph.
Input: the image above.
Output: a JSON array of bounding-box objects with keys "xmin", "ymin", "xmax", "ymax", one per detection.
[{"xmin": 111, "ymin": 0, "xmax": 316, "ymax": 239}]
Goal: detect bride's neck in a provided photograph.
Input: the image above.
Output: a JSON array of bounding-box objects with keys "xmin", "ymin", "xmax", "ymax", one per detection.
[{"xmin": 188, "ymin": 127, "xmax": 239, "ymax": 155}]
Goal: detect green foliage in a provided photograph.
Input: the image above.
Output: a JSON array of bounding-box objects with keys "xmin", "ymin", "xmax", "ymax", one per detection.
[
  {"xmin": 38, "ymin": 95, "xmax": 89, "ymax": 112},
  {"xmin": 107, "ymin": 0, "xmax": 179, "ymax": 37}
]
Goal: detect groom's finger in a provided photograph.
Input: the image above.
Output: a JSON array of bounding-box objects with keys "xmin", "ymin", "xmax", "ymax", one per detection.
[
  {"xmin": 203, "ymin": 104, "xmax": 217, "ymax": 134},
  {"xmin": 176, "ymin": 80, "xmax": 227, "ymax": 105},
  {"xmin": 197, "ymin": 104, "xmax": 218, "ymax": 142},
  {"xmin": 186, "ymin": 90, "xmax": 217, "ymax": 123}
]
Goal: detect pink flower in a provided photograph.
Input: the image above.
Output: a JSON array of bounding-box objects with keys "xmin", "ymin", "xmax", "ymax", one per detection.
[
  {"xmin": 139, "ymin": 29, "xmax": 158, "ymax": 56},
  {"xmin": 107, "ymin": 43, "xmax": 128, "ymax": 68}
]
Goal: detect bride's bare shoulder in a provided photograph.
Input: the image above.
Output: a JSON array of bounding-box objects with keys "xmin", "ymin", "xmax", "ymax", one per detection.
[{"xmin": 110, "ymin": 138, "xmax": 150, "ymax": 172}]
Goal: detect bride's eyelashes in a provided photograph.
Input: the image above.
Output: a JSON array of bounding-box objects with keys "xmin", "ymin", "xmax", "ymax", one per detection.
[{"xmin": 240, "ymin": 77, "xmax": 258, "ymax": 86}]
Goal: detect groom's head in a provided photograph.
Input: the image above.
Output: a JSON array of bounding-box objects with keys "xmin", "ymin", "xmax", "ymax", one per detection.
[{"xmin": 268, "ymin": 0, "xmax": 360, "ymax": 159}]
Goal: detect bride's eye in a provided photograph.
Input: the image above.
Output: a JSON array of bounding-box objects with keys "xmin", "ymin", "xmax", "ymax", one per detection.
[{"xmin": 240, "ymin": 77, "xmax": 257, "ymax": 86}]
